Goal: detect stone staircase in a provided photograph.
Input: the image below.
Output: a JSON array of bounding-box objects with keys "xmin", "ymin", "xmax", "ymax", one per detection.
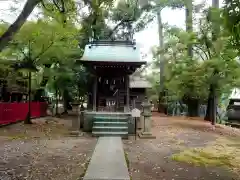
[{"xmin": 92, "ymin": 116, "xmax": 128, "ymax": 138}]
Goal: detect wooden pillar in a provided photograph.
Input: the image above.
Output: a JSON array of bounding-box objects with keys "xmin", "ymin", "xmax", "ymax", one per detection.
[
  {"xmin": 93, "ymin": 76, "xmax": 97, "ymax": 111},
  {"xmin": 125, "ymin": 75, "xmax": 130, "ymax": 112}
]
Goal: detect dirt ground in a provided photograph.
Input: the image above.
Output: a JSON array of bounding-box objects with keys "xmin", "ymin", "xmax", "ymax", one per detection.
[
  {"xmin": 0, "ymin": 115, "xmax": 97, "ymax": 180},
  {"xmin": 1, "ymin": 113, "xmax": 240, "ymax": 180},
  {"xmin": 124, "ymin": 114, "xmax": 240, "ymax": 180}
]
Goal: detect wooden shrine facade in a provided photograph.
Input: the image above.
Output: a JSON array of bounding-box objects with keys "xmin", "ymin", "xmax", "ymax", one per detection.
[
  {"xmin": 80, "ymin": 40, "xmax": 148, "ymax": 112},
  {"xmin": 83, "ymin": 62, "xmax": 144, "ymax": 112}
]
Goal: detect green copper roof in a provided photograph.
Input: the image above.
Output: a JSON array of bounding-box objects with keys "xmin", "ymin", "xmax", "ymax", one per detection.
[{"xmin": 81, "ymin": 41, "xmax": 145, "ymax": 63}]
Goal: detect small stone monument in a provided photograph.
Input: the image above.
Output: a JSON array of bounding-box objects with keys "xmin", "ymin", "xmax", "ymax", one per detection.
[
  {"xmin": 139, "ymin": 97, "xmax": 156, "ymax": 139},
  {"xmin": 70, "ymin": 105, "xmax": 83, "ymax": 136},
  {"xmin": 79, "ymin": 105, "xmax": 85, "ymax": 128}
]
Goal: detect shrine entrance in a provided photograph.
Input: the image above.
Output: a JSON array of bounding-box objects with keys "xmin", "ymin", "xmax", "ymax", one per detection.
[
  {"xmin": 83, "ymin": 62, "xmax": 143, "ymax": 112},
  {"xmin": 78, "ymin": 40, "xmax": 151, "ymax": 137},
  {"xmin": 80, "ymin": 40, "xmax": 145, "ymax": 113}
]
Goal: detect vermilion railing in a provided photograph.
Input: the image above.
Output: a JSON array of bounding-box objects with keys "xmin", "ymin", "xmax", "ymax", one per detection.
[{"xmin": 0, "ymin": 102, "xmax": 48, "ymax": 125}]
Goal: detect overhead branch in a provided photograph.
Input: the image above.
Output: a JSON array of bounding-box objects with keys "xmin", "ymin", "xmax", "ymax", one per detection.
[
  {"xmin": 20, "ymin": 48, "xmax": 29, "ymax": 60},
  {"xmin": 199, "ymin": 27, "xmax": 212, "ymax": 59},
  {"xmin": 194, "ymin": 45, "xmax": 209, "ymax": 60},
  {"xmin": 108, "ymin": 19, "xmax": 131, "ymax": 38},
  {"xmin": 108, "ymin": 0, "xmax": 140, "ymax": 39},
  {"xmin": 193, "ymin": 48, "xmax": 206, "ymax": 61},
  {"xmin": 41, "ymin": 0, "xmax": 54, "ymax": 11},
  {"xmin": 60, "ymin": 0, "xmax": 65, "ymax": 13},
  {"xmin": 33, "ymin": 35, "xmax": 55, "ymax": 61},
  {"xmin": 53, "ymin": 0, "xmax": 62, "ymax": 12},
  {"xmin": 0, "ymin": 0, "xmax": 41, "ymax": 52}
]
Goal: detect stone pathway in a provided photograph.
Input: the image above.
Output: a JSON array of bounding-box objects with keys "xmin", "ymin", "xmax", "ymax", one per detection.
[{"xmin": 84, "ymin": 137, "xmax": 130, "ymax": 180}]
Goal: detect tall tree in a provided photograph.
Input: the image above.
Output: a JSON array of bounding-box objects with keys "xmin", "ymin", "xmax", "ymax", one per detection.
[
  {"xmin": 140, "ymin": 0, "xmax": 185, "ymax": 113},
  {"xmin": 183, "ymin": 0, "xmax": 200, "ymax": 116},
  {"xmin": 204, "ymin": 0, "xmax": 220, "ymax": 125}
]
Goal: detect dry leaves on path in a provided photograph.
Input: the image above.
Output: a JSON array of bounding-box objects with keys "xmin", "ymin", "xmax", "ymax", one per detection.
[{"xmin": 0, "ymin": 117, "xmax": 72, "ymax": 141}]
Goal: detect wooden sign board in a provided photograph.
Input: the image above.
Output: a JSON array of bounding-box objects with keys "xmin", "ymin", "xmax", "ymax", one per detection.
[{"xmin": 131, "ymin": 108, "xmax": 141, "ymax": 118}]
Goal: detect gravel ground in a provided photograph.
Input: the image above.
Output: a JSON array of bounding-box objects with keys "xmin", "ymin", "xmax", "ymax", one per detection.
[
  {"xmin": 124, "ymin": 114, "xmax": 240, "ymax": 180},
  {"xmin": 0, "ymin": 116, "xmax": 97, "ymax": 180},
  {"xmin": 1, "ymin": 114, "xmax": 239, "ymax": 180}
]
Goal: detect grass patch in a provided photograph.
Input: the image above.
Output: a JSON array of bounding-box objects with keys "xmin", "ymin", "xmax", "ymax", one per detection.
[
  {"xmin": 172, "ymin": 137, "xmax": 240, "ymax": 175},
  {"xmin": 124, "ymin": 151, "xmax": 130, "ymax": 170},
  {"xmin": 172, "ymin": 149, "xmax": 233, "ymax": 167},
  {"xmin": 7, "ymin": 134, "xmax": 28, "ymax": 140},
  {"xmin": 124, "ymin": 151, "xmax": 132, "ymax": 180}
]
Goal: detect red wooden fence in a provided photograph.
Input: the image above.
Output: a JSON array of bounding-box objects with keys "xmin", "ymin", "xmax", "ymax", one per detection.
[{"xmin": 0, "ymin": 102, "xmax": 48, "ymax": 125}]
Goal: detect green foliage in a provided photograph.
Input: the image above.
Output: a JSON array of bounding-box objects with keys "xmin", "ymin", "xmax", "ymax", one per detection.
[
  {"xmin": 223, "ymin": 0, "xmax": 240, "ymax": 50},
  {"xmin": 0, "ymin": 16, "xmax": 83, "ymax": 93},
  {"xmin": 151, "ymin": 9, "xmax": 240, "ymax": 104},
  {"xmin": 146, "ymin": 72, "xmax": 160, "ymax": 102},
  {"xmin": 40, "ymin": 0, "xmax": 78, "ymax": 23}
]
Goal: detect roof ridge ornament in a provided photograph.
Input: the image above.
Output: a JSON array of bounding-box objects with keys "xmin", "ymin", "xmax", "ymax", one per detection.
[{"xmin": 88, "ymin": 39, "xmax": 137, "ymax": 50}]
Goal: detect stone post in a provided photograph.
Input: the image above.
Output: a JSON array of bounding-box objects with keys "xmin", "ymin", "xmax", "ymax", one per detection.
[
  {"xmin": 139, "ymin": 97, "xmax": 156, "ymax": 139},
  {"xmin": 79, "ymin": 104, "xmax": 85, "ymax": 128},
  {"xmin": 70, "ymin": 105, "xmax": 82, "ymax": 136}
]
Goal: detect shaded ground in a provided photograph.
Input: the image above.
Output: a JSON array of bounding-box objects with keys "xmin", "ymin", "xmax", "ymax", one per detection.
[
  {"xmin": 0, "ymin": 115, "xmax": 97, "ymax": 180},
  {"xmin": 124, "ymin": 114, "xmax": 240, "ymax": 180}
]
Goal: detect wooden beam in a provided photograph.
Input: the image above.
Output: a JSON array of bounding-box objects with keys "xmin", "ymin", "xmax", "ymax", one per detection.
[
  {"xmin": 93, "ymin": 76, "xmax": 97, "ymax": 111},
  {"xmin": 125, "ymin": 75, "xmax": 130, "ymax": 112}
]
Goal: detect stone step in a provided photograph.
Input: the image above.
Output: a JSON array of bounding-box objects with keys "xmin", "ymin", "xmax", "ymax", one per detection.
[
  {"xmin": 92, "ymin": 131, "xmax": 128, "ymax": 138},
  {"xmin": 94, "ymin": 121, "xmax": 128, "ymax": 127},
  {"xmin": 93, "ymin": 126, "xmax": 128, "ymax": 132},
  {"xmin": 83, "ymin": 137, "xmax": 130, "ymax": 180},
  {"xmin": 93, "ymin": 116, "xmax": 128, "ymax": 122}
]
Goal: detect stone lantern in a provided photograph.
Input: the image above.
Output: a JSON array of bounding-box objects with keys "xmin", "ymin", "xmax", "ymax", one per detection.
[{"xmin": 139, "ymin": 97, "xmax": 156, "ymax": 139}]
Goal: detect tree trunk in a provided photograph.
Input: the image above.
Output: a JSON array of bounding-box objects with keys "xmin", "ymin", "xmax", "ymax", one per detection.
[
  {"xmin": 63, "ymin": 89, "xmax": 68, "ymax": 114},
  {"xmin": 158, "ymin": 91, "xmax": 167, "ymax": 114},
  {"xmin": 185, "ymin": 0, "xmax": 193, "ymax": 57},
  {"xmin": 157, "ymin": 10, "xmax": 167, "ymax": 114},
  {"xmin": 205, "ymin": 0, "xmax": 220, "ymax": 125},
  {"xmin": 55, "ymin": 89, "xmax": 59, "ymax": 117},
  {"xmin": 187, "ymin": 99, "xmax": 199, "ymax": 117},
  {"xmin": 0, "ymin": 0, "xmax": 41, "ymax": 52},
  {"xmin": 184, "ymin": 0, "xmax": 197, "ymax": 117},
  {"xmin": 205, "ymin": 75, "xmax": 219, "ymax": 125},
  {"xmin": 24, "ymin": 71, "xmax": 32, "ymax": 124},
  {"xmin": 204, "ymin": 94, "xmax": 211, "ymax": 121}
]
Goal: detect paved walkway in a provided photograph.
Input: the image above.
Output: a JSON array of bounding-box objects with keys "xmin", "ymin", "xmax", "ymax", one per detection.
[{"xmin": 84, "ymin": 137, "xmax": 130, "ymax": 180}]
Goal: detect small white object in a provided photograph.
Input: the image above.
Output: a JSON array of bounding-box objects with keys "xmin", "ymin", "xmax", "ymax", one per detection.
[
  {"xmin": 131, "ymin": 108, "xmax": 141, "ymax": 118},
  {"xmin": 52, "ymin": 103, "xmax": 64, "ymax": 115},
  {"xmin": 234, "ymin": 102, "xmax": 240, "ymax": 105}
]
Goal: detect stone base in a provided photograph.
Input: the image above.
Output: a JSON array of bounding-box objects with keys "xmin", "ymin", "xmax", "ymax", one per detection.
[
  {"xmin": 138, "ymin": 132, "xmax": 156, "ymax": 139},
  {"xmin": 69, "ymin": 131, "xmax": 83, "ymax": 137}
]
